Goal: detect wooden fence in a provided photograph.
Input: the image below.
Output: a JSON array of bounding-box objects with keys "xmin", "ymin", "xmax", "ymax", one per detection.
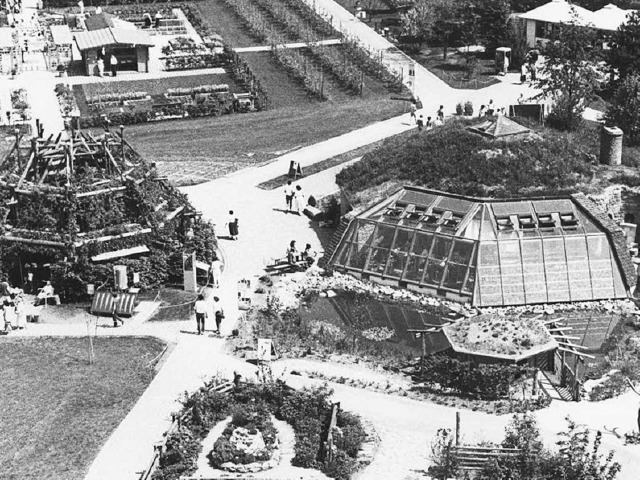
[
  {"xmin": 454, "ymin": 445, "xmax": 521, "ymax": 472},
  {"xmin": 137, "ymin": 380, "xmax": 235, "ymax": 480}
]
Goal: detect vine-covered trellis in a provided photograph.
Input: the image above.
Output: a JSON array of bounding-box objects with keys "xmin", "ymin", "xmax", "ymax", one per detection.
[{"xmin": 0, "ymin": 128, "xmax": 216, "ymax": 300}]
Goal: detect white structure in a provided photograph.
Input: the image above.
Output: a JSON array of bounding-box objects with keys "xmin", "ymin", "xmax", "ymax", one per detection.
[{"xmin": 519, "ymin": 0, "xmax": 636, "ymax": 48}]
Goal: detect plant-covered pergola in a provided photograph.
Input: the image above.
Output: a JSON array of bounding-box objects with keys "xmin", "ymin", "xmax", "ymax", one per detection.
[{"xmin": 0, "ymin": 129, "xmax": 216, "ymax": 300}]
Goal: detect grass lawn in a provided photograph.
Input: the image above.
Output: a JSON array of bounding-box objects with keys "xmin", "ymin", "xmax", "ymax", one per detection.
[
  {"xmin": 410, "ymin": 48, "xmax": 501, "ymax": 90},
  {"xmin": 0, "ymin": 336, "xmax": 165, "ymax": 480}
]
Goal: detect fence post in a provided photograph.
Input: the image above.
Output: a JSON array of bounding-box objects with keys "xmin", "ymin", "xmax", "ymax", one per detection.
[{"xmin": 455, "ymin": 411, "xmax": 461, "ymax": 446}]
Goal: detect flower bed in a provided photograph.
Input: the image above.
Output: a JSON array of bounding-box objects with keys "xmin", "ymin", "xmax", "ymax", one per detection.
[
  {"xmin": 208, "ymin": 407, "xmax": 279, "ymax": 472},
  {"xmin": 87, "ymin": 91, "xmax": 149, "ymax": 104},
  {"xmin": 54, "ymin": 83, "xmax": 79, "ymax": 118},
  {"xmin": 152, "ymin": 382, "xmax": 366, "ymax": 480},
  {"xmin": 166, "ymin": 84, "xmax": 229, "ymax": 96},
  {"xmin": 163, "ymin": 54, "xmax": 222, "ymax": 71},
  {"xmin": 11, "ymin": 88, "xmax": 30, "ymax": 120}
]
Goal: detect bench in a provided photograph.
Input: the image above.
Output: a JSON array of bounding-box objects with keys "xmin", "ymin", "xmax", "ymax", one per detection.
[
  {"xmin": 264, "ymin": 257, "xmax": 308, "ymax": 274},
  {"xmin": 91, "ymin": 291, "xmax": 138, "ymax": 317},
  {"xmin": 35, "ymin": 294, "xmax": 60, "ymax": 307}
]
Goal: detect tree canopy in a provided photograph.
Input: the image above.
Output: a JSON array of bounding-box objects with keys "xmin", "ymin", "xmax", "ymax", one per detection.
[
  {"xmin": 608, "ymin": 11, "xmax": 640, "ymax": 80},
  {"xmin": 535, "ymin": 11, "xmax": 602, "ymax": 130}
]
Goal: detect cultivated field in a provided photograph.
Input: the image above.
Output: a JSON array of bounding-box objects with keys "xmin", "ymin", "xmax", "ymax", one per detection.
[{"xmin": 125, "ymin": 0, "xmax": 406, "ymax": 184}]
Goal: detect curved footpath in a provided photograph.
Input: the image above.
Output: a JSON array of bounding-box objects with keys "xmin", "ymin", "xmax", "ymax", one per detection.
[{"xmin": 4, "ymin": 1, "xmax": 633, "ymax": 479}]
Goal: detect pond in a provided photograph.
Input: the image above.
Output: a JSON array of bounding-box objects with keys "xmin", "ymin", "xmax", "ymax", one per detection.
[{"xmin": 300, "ymin": 291, "xmax": 453, "ymax": 356}]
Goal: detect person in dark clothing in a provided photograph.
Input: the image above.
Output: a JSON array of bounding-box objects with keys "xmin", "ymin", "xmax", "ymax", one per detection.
[
  {"xmin": 111, "ymin": 292, "xmax": 124, "ymax": 327},
  {"xmin": 417, "ymin": 115, "xmax": 424, "ymax": 131}
]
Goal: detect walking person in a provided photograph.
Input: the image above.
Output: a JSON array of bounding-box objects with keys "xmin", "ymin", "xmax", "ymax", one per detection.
[
  {"xmin": 416, "ymin": 114, "xmax": 424, "ymax": 131},
  {"xmin": 194, "ymin": 294, "xmax": 207, "ymax": 335},
  {"xmin": 426, "ymin": 116, "xmax": 433, "ymax": 130},
  {"xmin": 109, "ymin": 53, "xmax": 118, "ymax": 77},
  {"xmin": 409, "ymin": 101, "xmax": 417, "ymax": 124},
  {"xmin": 210, "ymin": 255, "xmax": 223, "ymax": 288},
  {"xmin": 111, "ymin": 291, "xmax": 124, "ymax": 327},
  {"xmin": 226, "ymin": 210, "xmax": 239, "ymax": 240},
  {"xmin": 520, "ymin": 63, "xmax": 527, "ymax": 84},
  {"xmin": 14, "ymin": 296, "xmax": 25, "ymax": 329},
  {"xmin": 436, "ymin": 105, "xmax": 444, "ymax": 122},
  {"xmin": 213, "ymin": 296, "xmax": 224, "ymax": 334},
  {"xmin": 293, "ymin": 185, "xmax": 306, "ymax": 215},
  {"xmin": 283, "ymin": 180, "xmax": 294, "ymax": 212}
]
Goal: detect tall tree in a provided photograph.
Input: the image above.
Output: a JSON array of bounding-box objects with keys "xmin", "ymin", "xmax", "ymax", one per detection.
[
  {"xmin": 477, "ymin": 0, "xmax": 512, "ymax": 53},
  {"xmin": 605, "ymin": 73, "xmax": 640, "ymax": 143},
  {"xmin": 399, "ymin": 0, "xmax": 434, "ymax": 51},
  {"xmin": 535, "ymin": 10, "xmax": 602, "ymax": 130},
  {"xmin": 608, "ymin": 11, "xmax": 640, "ymax": 80}
]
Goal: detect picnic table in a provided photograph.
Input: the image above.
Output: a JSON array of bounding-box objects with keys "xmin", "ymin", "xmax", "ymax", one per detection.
[{"xmin": 264, "ymin": 255, "xmax": 308, "ymax": 274}]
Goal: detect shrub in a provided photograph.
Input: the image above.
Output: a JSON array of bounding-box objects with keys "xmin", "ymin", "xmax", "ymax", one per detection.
[
  {"xmin": 456, "ymin": 102, "xmax": 464, "ymax": 115},
  {"xmin": 589, "ymin": 372, "xmax": 629, "ymax": 401},
  {"xmin": 464, "ymin": 100, "xmax": 474, "ymax": 116},
  {"xmin": 336, "ymin": 119, "xmax": 595, "ymax": 198}
]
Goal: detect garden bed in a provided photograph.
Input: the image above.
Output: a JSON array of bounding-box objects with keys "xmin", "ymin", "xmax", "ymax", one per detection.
[
  {"xmin": 408, "ymin": 48, "xmax": 501, "ymax": 90},
  {"xmin": 0, "ymin": 336, "xmax": 165, "ymax": 479},
  {"xmin": 152, "ymin": 381, "xmax": 366, "ymax": 480}
]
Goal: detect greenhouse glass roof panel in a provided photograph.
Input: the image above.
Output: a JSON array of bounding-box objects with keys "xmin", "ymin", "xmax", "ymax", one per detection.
[{"xmin": 329, "ymin": 187, "xmax": 632, "ymax": 306}]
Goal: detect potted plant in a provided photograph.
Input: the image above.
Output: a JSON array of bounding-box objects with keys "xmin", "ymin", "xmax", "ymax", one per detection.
[
  {"xmin": 456, "ymin": 102, "xmax": 463, "ymax": 115},
  {"xmin": 464, "ymin": 101, "xmax": 473, "ymax": 116}
]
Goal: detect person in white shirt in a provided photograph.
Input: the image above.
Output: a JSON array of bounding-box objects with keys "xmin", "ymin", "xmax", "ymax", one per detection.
[
  {"xmin": 293, "ymin": 185, "xmax": 306, "ymax": 215},
  {"xmin": 226, "ymin": 210, "xmax": 239, "ymax": 240},
  {"xmin": 210, "ymin": 256, "xmax": 223, "ymax": 288},
  {"xmin": 194, "ymin": 294, "xmax": 207, "ymax": 335},
  {"xmin": 212, "ymin": 296, "xmax": 224, "ymax": 334},
  {"xmin": 283, "ymin": 180, "xmax": 294, "ymax": 212}
]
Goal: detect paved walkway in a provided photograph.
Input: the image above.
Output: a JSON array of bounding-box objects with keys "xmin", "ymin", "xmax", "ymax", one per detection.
[{"xmin": 234, "ymin": 38, "xmax": 342, "ymax": 53}]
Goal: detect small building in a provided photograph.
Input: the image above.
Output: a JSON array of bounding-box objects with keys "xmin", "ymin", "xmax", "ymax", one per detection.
[
  {"xmin": 48, "ymin": 24, "xmax": 73, "ymax": 71},
  {"xmin": 74, "ymin": 27, "xmax": 153, "ymax": 75},
  {"xmin": 328, "ymin": 186, "xmax": 636, "ymax": 307},
  {"xmin": 0, "ymin": 27, "xmax": 16, "ymax": 75},
  {"xmin": 519, "ymin": 0, "xmax": 637, "ymax": 48}
]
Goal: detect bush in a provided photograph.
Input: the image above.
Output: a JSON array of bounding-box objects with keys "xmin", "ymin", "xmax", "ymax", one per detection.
[
  {"xmin": 464, "ymin": 100, "xmax": 474, "ymax": 116},
  {"xmin": 419, "ymin": 355, "xmax": 531, "ymax": 400},
  {"xmin": 606, "ymin": 73, "xmax": 640, "ymax": 144},
  {"xmin": 456, "ymin": 102, "xmax": 464, "ymax": 115},
  {"xmin": 336, "ymin": 119, "xmax": 595, "ymax": 198},
  {"xmin": 589, "ymin": 372, "xmax": 629, "ymax": 401}
]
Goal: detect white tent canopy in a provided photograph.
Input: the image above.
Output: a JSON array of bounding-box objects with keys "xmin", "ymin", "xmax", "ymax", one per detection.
[
  {"xmin": 592, "ymin": 3, "xmax": 636, "ymax": 31},
  {"xmin": 519, "ymin": 0, "xmax": 596, "ymax": 26}
]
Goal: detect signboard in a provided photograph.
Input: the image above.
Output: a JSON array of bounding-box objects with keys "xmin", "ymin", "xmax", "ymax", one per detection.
[{"xmin": 257, "ymin": 338, "xmax": 273, "ymax": 361}]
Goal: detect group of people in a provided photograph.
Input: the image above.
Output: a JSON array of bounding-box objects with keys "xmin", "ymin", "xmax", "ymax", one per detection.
[
  {"xmin": 283, "ymin": 180, "xmax": 307, "ymax": 215},
  {"xmin": 2, "ymin": 294, "xmax": 26, "ymax": 333},
  {"xmin": 142, "ymin": 11, "xmax": 164, "ymax": 29},
  {"xmin": 415, "ymin": 105, "xmax": 445, "ymax": 132},
  {"xmin": 478, "ymin": 99, "xmax": 506, "ymax": 118},
  {"xmin": 96, "ymin": 48, "xmax": 118, "ymax": 77},
  {"xmin": 193, "ymin": 294, "xmax": 224, "ymax": 335},
  {"xmin": 286, "ymin": 240, "xmax": 317, "ymax": 268}
]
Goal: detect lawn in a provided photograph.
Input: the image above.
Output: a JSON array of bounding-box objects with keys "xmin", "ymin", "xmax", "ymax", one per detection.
[
  {"xmin": 0, "ymin": 336, "xmax": 165, "ymax": 480},
  {"xmin": 410, "ymin": 48, "xmax": 501, "ymax": 90}
]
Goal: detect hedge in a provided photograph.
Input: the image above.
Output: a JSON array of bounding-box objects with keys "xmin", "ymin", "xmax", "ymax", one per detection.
[{"xmin": 418, "ymin": 355, "xmax": 532, "ymax": 400}]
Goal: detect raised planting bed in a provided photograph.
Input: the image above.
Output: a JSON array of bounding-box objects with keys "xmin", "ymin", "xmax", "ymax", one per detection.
[
  {"xmin": 208, "ymin": 406, "xmax": 279, "ymax": 472},
  {"xmin": 443, "ymin": 315, "xmax": 557, "ymax": 361}
]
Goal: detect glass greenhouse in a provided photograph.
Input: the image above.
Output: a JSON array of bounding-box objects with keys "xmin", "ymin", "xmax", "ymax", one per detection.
[{"xmin": 329, "ymin": 187, "xmax": 634, "ymax": 307}]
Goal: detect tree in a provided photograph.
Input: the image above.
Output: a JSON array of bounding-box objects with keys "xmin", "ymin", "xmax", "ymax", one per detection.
[
  {"xmin": 476, "ymin": 0, "xmax": 512, "ymax": 54},
  {"xmin": 400, "ymin": 1, "xmax": 433, "ymax": 51},
  {"xmin": 535, "ymin": 10, "xmax": 602, "ymax": 130},
  {"xmin": 605, "ymin": 73, "xmax": 640, "ymax": 143},
  {"xmin": 428, "ymin": 428, "xmax": 459, "ymax": 480},
  {"xmin": 608, "ymin": 11, "xmax": 640, "ymax": 81}
]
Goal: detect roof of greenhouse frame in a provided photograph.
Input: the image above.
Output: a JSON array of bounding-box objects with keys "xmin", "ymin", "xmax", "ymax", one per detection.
[{"xmin": 328, "ymin": 187, "xmax": 634, "ymax": 307}]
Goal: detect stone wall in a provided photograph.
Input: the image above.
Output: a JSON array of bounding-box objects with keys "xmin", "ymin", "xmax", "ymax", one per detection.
[{"xmin": 588, "ymin": 184, "xmax": 640, "ymax": 240}]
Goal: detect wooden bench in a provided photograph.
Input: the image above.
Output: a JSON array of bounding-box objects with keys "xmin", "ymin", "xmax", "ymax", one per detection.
[
  {"xmin": 264, "ymin": 257, "xmax": 308, "ymax": 274},
  {"xmin": 91, "ymin": 291, "xmax": 138, "ymax": 317},
  {"xmin": 453, "ymin": 446, "xmax": 521, "ymax": 471}
]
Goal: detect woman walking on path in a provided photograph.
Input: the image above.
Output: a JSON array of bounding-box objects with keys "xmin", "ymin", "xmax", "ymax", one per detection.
[
  {"xmin": 293, "ymin": 185, "xmax": 306, "ymax": 215},
  {"xmin": 210, "ymin": 255, "xmax": 223, "ymax": 287},
  {"xmin": 283, "ymin": 180, "xmax": 294, "ymax": 212},
  {"xmin": 226, "ymin": 210, "xmax": 239, "ymax": 240}
]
